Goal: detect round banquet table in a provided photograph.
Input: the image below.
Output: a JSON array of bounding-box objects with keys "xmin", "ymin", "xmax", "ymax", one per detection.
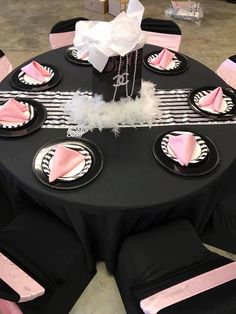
[{"xmin": 0, "ymin": 45, "xmax": 235, "ymax": 272}]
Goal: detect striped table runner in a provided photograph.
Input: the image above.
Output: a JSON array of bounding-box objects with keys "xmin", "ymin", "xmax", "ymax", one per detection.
[{"xmin": 0, "ymin": 89, "xmax": 235, "ymax": 129}]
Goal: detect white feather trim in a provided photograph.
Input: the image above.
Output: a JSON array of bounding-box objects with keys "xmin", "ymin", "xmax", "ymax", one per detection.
[{"xmin": 65, "ymin": 81, "xmax": 161, "ymax": 137}]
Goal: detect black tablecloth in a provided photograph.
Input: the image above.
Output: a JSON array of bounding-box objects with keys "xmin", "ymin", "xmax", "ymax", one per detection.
[{"xmin": 0, "ymin": 45, "xmax": 235, "ymax": 272}]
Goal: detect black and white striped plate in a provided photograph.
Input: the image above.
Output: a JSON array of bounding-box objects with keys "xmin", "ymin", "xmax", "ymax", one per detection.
[
  {"xmin": 161, "ymin": 131, "xmax": 209, "ymax": 164},
  {"xmin": 33, "ymin": 138, "xmax": 103, "ymax": 189},
  {"xmin": 0, "ymin": 101, "xmax": 34, "ymax": 129},
  {"xmin": 10, "ymin": 63, "xmax": 61, "ymax": 91},
  {"xmin": 0, "ymin": 98, "xmax": 46, "ymax": 137},
  {"xmin": 153, "ymin": 130, "xmax": 220, "ymax": 176},
  {"xmin": 188, "ymin": 86, "xmax": 236, "ymax": 120},
  {"xmin": 144, "ymin": 49, "xmax": 189, "ymax": 75},
  {"xmin": 65, "ymin": 46, "xmax": 91, "ymax": 66},
  {"xmin": 41, "ymin": 143, "xmax": 92, "ymax": 182}
]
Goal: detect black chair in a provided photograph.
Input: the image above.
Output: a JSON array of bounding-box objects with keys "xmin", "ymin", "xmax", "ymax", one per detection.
[
  {"xmin": 115, "ymin": 219, "xmax": 236, "ymax": 314},
  {"xmin": 49, "ymin": 17, "xmax": 88, "ymax": 49},
  {"xmin": 201, "ymin": 180, "xmax": 236, "ymax": 254},
  {"xmin": 141, "ymin": 18, "xmax": 182, "ymax": 51},
  {"xmin": 0, "ymin": 208, "xmax": 96, "ymax": 314}
]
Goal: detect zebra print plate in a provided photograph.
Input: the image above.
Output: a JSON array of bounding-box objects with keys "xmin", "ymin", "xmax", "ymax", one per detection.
[
  {"xmin": 33, "ymin": 138, "xmax": 103, "ymax": 189},
  {"xmin": 10, "ymin": 64, "xmax": 61, "ymax": 91},
  {"xmin": 41, "ymin": 144, "xmax": 92, "ymax": 182},
  {"xmin": 65, "ymin": 46, "xmax": 91, "ymax": 66},
  {"xmin": 188, "ymin": 87, "xmax": 236, "ymax": 119},
  {"xmin": 0, "ymin": 101, "xmax": 34, "ymax": 129},
  {"xmin": 161, "ymin": 131, "xmax": 209, "ymax": 164},
  {"xmin": 153, "ymin": 130, "xmax": 220, "ymax": 176},
  {"xmin": 144, "ymin": 49, "xmax": 189, "ymax": 75}
]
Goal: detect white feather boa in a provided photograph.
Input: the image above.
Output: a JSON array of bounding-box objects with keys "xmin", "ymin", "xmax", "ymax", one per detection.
[{"xmin": 65, "ymin": 81, "xmax": 161, "ymax": 137}]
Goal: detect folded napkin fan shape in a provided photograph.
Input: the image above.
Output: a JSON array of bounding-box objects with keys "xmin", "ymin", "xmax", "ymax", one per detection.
[
  {"xmin": 168, "ymin": 133, "xmax": 197, "ymax": 166},
  {"xmin": 149, "ymin": 48, "xmax": 175, "ymax": 69},
  {"xmin": 21, "ymin": 61, "xmax": 50, "ymax": 83},
  {"xmin": 199, "ymin": 87, "xmax": 223, "ymax": 112},
  {"xmin": 0, "ymin": 98, "xmax": 29, "ymax": 123},
  {"xmin": 49, "ymin": 145, "xmax": 86, "ymax": 183}
]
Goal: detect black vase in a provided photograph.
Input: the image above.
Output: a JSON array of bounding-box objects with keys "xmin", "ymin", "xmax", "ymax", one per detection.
[{"xmin": 92, "ymin": 49, "xmax": 143, "ymax": 102}]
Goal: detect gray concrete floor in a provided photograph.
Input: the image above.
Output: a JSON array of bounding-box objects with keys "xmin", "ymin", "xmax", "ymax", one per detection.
[{"xmin": 0, "ymin": 1, "xmax": 236, "ymax": 313}]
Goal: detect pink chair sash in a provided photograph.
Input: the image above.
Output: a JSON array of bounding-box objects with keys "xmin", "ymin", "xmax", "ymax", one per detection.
[
  {"xmin": 49, "ymin": 31, "xmax": 75, "ymax": 49},
  {"xmin": 0, "ymin": 300, "xmax": 23, "ymax": 314},
  {"xmin": 216, "ymin": 58, "xmax": 236, "ymax": 90},
  {"xmin": 0, "ymin": 55, "xmax": 13, "ymax": 82},
  {"xmin": 0, "ymin": 252, "xmax": 45, "ymax": 302},
  {"xmin": 142, "ymin": 30, "xmax": 181, "ymax": 52},
  {"xmin": 140, "ymin": 261, "xmax": 236, "ymax": 314}
]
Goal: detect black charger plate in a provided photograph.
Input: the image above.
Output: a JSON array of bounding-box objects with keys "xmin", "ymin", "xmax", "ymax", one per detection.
[
  {"xmin": 188, "ymin": 86, "xmax": 236, "ymax": 120},
  {"xmin": 144, "ymin": 49, "xmax": 189, "ymax": 75},
  {"xmin": 0, "ymin": 98, "xmax": 47, "ymax": 137},
  {"xmin": 65, "ymin": 46, "xmax": 91, "ymax": 66},
  {"xmin": 10, "ymin": 63, "xmax": 61, "ymax": 91},
  {"xmin": 33, "ymin": 138, "xmax": 103, "ymax": 189},
  {"xmin": 153, "ymin": 130, "xmax": 220, "ymax": 176}
]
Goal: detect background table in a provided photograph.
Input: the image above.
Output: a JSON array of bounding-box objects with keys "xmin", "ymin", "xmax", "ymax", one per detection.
[{"xmin": 0, "ymin": 45, "xmax": 235, "ymax": 272}]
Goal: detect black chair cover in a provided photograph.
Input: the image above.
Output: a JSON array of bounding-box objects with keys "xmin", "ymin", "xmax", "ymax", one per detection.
[
  {"xmin": 115, "ymin": 219, "xmax": 236, "ymax": 314},
  {"xmin": 0, "ymin": 208, "xmax": 96, "ymax": 314},
  {"xmin": 229, "ymin": 55, "xmax": 236, "ymax": 63},
  {"xmin": 0, "ymin": 49, "xmax": 5, "ymax": 58},
  {"xmin": 50, "ymin": 17, "xmax": 88, "ymax": 34},
  {"xmin": 141, "ymin": 18, "xmax": 181, "ymax": 35},
  {"xmin": 0, "ymin": 181, "xmax": 15, "ymax": 229},
  {"xmin": 201, "ymin": 179, "xmax": 236, "ymax": 254}
]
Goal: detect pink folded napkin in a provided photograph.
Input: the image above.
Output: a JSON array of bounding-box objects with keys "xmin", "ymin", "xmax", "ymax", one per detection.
[
  {"xmin": 77, "ymin": 50, "xmax": 89, "ymax": 60},
  {"xmin": 199, "ymin": 87, "xmax": 223, "ymax": 112},
  {"xmin": 21, "ymin": 61, "xmax": 50, "ymax": 83},
  {"xmin": 0, "ymin": 98, "xmax": 29, "ymax": 123},
  {"xmin": 49, "ymin": 145, "xmax": 86, "ymax": 183},
  {"xmin": 168, "ymin": 133, "xmax": 196, "ymax": 166},
  {"xmin": 150, "ymin": 48, "xmax": 175, "ymax": 69}
]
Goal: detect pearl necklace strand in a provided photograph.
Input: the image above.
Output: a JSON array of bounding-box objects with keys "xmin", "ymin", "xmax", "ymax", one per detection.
[{"xmin": 112, "ymin": 50, "xmax": 138, "ymax": 101}]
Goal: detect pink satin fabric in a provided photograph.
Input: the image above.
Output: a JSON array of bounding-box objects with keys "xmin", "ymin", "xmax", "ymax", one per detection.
[
  {"xmin": 143, "ymin": 31, "xmax": 181, "ymax": 52},
  {"xmin": 0, "ymin": 300, "xmax": 23, "ymax": 314},
  {"xmin": 140, "ymin": 261, "xmax": 236, "ymax": 314},
  {"xmin": 216, "ymin": 59, "xmax": 236, "ymax": 90},
  {"xmin": 199, "ymin": 87, "xmax": 223, "ymax": 112},
  {"xmin": 168, "ymin": 133, "xmax": 196, "ymax": 166},
  {"xmin": 0, "ymin": 252, "xmax": 45, "ymax": 302},
  {"xmin": 150, "ymin": 48, "xmax": 175, "ymax": 69},
  {"xmin": 0, "ymin": 99, "xmax": 29, "ymax": 123},
  {"xmin": 49, "ymin": 145, "xmax": 86, "ymax": 182},
  {"xmin": 49, "ymin": 31, "xmax": 75, "ymax": 49},
  {"xmin": 21, "ymin": 61, "xmax": 50, "ymax": 83},
  {"xmin": 0, "ymin": 55, "xmax": 13, "ymax": 82}
]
